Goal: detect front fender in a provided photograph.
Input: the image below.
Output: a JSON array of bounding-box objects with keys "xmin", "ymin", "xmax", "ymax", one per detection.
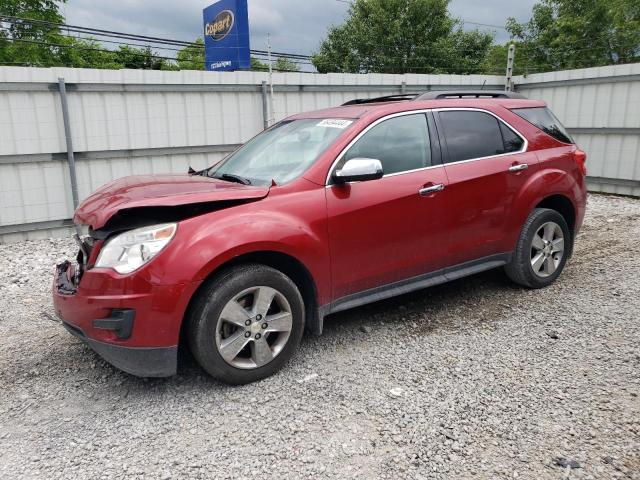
[{"xmin": 150, "ymin": 189, "xmax": 331, "ymax": 306}]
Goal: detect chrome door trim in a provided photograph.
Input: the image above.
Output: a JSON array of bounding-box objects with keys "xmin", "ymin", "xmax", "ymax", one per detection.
[
  {"xmin": 325, "ymin": 107, "xmax": 529, "ymax": 186},
  {"xmin": 325, "ymin": 109, "xmax": 436, "ymax": 186},
  {"xmin": 419, "ymin": 184, "xmax": 445, "ymax": 196},
  {"xmin": 508, "ymin": 163, "xmax": 529, "ymax": 172},
  {"xmin": 433, "ymin": 107, "xmax": 529, "ymax": 166}
]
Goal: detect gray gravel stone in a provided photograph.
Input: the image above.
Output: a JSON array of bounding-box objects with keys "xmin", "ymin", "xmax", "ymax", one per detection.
[{"xmin": 0, "ymin": 193, "xmax": 639, "ymax": 479}]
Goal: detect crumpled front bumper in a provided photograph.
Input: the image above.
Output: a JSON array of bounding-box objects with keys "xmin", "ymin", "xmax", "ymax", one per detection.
[
  {"xmin": 60, "ymin": 318, "xmax": 177, "ymax": 377},
  {"xmin": 53, "ymin": 260, "xmax": 199, "ymax": 378}
]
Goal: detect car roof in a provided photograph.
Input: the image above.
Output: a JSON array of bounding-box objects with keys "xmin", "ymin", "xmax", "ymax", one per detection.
[{"xmin": 289, "ymin": 97, "xmax": 547, "ymax": 121}]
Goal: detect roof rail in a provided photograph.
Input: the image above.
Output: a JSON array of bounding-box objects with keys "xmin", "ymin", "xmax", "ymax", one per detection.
[
  {"xmin": 341, "ymin": 90, "xmax": 526, "ymax": 106},
  {"xmin": 415, "ymin": 90, "xmax": 526, "ymax": 100},
  {"xmin": 341, "ymin": 93, "xmax": 419, "ymax": 106}
]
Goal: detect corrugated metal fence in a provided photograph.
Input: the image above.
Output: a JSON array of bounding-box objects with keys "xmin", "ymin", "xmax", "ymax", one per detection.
[
  {"xmin": 0, "ymin": 64, "xmax": 638, "ymax": 242},
  {"xmin": 516, "ymin": 64, "xmax": 640, "ymax": 197}
]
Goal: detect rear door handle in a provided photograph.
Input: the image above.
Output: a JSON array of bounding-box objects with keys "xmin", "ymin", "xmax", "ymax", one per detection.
[
  {"xmin": 419, "ymin": 184, "xmax": 445, "ymax": 196},
  {"xmin": 508, "ymin": 163, "xmax": 529, "ymax": 172}
]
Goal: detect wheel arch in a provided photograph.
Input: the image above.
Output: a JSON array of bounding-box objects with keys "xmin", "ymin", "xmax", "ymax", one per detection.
[
  {"xmin": 534, "ymin": 194, "xmax": 576, "ymax": 235},
  {"xmin": 508, "ymin": 166, "xmax": 581, "ymax": 253},
  {"xmin": 180, "ymin": 250, "xmax": 324, "ymax": 350}
]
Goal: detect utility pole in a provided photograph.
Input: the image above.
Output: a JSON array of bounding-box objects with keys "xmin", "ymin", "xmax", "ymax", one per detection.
[
  {"xmin": 267, "ymin": 33, "xmax": 275, "ymax": 126},
  {"xmin": 505, "ymin": 44, "xmax": 515, "ymax": 91}
]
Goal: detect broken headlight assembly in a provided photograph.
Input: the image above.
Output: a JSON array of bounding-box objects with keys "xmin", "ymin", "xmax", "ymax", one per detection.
[{"xmin": 95, "ymin": 223, "xmax": 177, "ymax": 274}]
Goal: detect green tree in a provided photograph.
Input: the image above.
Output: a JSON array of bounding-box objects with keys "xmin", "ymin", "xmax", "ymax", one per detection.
[
  {"xmin": 506, "ymin": 0, "xmax": 640, "ymax": 71},
  {"xmin": 250, "ymin": 56, "xmax": 268, "ymax": 71},
  {"xmin": 481, "ymin": 42, "xmax": 540, "ymax": 76},
  {"xmin": 0, "ymin": 0, "xmax": 175, "ymax": 70},
  {"xmin": 482, "ymin": 44, "xmax": 509, "ymax": 75},
  {"xmin": 113, "ymin": 45, "xmax": 172, "ymax": 70},
  {"xmin": 312, "ymin": 0, "xmax": 493, "ymax": 74},
  {"xmin": 0, "ymin": 0, "xmax": 68, "ymax": 66},
  {"xmin": 274, "ymin": 57, "xmax": 300, "ymax": 72},
  {"xmin": 176, "ymin": 38, "xmax": 204, "ymax": 70},
  {"xmin": 55, "ymin": 37, "xmax": 122, "ymax": 69},
  {"xmin": 249, "ymin": 57, "xmax": 300, "ymax": 72}
]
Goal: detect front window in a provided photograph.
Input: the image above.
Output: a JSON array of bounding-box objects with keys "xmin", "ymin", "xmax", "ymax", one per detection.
[
  {"xmin": 338, "ymin": 113, "xmax": 432, "ymax": 175},
  {"xmin": 208, "ymin": 119, "xmax": 354, "ymax": 186}
]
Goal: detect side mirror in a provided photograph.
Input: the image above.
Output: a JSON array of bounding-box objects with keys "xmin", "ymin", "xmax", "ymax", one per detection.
[{"xmin": 333, "ymin": 158, "xmax": 384, "ymax": 184}]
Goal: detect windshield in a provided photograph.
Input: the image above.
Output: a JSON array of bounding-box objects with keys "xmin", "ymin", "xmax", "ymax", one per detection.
[{"xmin": 208, "ymin": 118, "xmax": 354, "ymax": 186}]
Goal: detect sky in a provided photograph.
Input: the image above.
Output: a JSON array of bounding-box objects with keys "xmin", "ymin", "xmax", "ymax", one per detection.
[{"xmin": 63, "ymin": 0, "xmax": 538, "ymax": 61}]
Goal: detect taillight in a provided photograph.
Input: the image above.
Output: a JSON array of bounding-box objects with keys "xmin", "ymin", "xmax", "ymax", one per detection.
[{"xmin": 574, "ymin": 149, "xmax": 587, "ymax": 175}]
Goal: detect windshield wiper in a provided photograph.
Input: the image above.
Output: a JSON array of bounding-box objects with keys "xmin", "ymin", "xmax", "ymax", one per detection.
[{"xmin": 213, "ymin": 173, "xmax": 252, "ymax": 185}]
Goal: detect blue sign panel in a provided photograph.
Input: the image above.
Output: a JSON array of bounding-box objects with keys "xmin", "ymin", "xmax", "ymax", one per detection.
[{"xmin": 203, "ymin": 0, "xmax": 250, "ymax": 71}]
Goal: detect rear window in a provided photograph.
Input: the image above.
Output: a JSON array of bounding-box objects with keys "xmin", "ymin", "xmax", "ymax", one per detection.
[
  {"xmin": 512, "ymin": 107, "xmax": 573, "ymax": 144},
  {"xmin": 438, "ymin": 111, "xmax": 524, "ymax": 163}
]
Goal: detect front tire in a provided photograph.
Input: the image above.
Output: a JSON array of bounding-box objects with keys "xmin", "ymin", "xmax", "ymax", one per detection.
[
  {"xmin": 505, "ymin": 208, "xmax": 571, "ymax": 288},
  {"xmin": 187, "ymin": 264, "xmax": 305, "ymax": 384}
]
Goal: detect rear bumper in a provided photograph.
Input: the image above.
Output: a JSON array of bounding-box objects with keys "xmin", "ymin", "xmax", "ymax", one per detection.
[
  {"xmin": 53, "ymin": 262, "xmax": 200, "ymax": 378},
  {"xmin": 575, "ymin": 178, "xmax": 588, "ymax": 235},
  {"xmin": 62, "ymin": 321, "xmax": 177, "ymax": 377}
]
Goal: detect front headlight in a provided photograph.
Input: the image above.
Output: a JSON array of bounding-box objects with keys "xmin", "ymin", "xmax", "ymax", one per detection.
[{"xmin": 95, "ymin": 223, "xmax": 177, "ymax": 274}]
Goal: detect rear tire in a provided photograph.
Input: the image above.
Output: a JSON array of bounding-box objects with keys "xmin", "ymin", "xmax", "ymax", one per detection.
[
  {"xmin": 187, "ymin": 264, "xmax": 305, "ymax": 384},
  {"xmin": 505, "ymin": 208, "xmax": 571, "ymax": 288}
]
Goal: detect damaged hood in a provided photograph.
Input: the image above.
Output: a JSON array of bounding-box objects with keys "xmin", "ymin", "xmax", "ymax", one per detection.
[{"xmin": 74, "ymin": 174, "xmax": 270, "ymax": 229}]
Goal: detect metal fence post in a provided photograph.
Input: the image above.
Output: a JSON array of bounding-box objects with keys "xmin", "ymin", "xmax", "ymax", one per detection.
[
  {"xmin": 58, "ymin": 78, "xmax": 79, "ymax": 208},
  {"xmin": 505, "ymin": 44, "xmax": 515, "ymax": 91},
  {"xmin": 58, "ymin": 78, "xmax": 81, "ymax": 233},
  {"xmin": 401, "ymin": 80, "xmax": 407, "ymax": 95},
  {"xmin": 261, "ymin": 80, "xmax": 269, "ymax": 130}
]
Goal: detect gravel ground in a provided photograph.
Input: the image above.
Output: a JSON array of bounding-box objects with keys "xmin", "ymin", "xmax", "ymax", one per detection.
[{"xmin": 0, "ymin": 193, "xmax": 639, "ymax": 480}]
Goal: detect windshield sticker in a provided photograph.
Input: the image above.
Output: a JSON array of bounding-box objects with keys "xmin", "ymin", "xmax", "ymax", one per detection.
[{"xmin": 316, "ymin": 119, "xmax": 353, "ymax": 129}]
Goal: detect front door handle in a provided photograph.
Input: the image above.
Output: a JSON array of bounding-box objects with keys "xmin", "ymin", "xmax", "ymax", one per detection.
[
  {"xmin": 419, "ymin": 184, "xmax": 445, "ymax": 196},
  {"xmin": 508, "ymin": 163, "xmax": 529, "ymax": 172}
]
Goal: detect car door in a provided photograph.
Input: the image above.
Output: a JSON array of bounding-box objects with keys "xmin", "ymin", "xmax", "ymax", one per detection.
[
  {"xmin": 326, "ymin": 112, "xmax": 449, "ymax": 302},
  {"xmin": 434, "ymin": 108, "xmax": 538, "ymax": 266}
]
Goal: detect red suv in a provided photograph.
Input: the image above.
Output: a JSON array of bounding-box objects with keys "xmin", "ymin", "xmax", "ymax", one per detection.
[{"xmin": 54, "ymin": 91, "xmax": 587, "ymax": 384}]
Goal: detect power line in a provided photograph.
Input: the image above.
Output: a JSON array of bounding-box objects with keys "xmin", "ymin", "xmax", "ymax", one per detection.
[
  {"xmin": 461, "ymin": 21, "xmax": 507, "ymax": 30},
  {"xmin": 5, "ymin": 13, "xmax": 628, "ymax": 62},
  {"xmin": 1, "ymin": 15, "xmax": 195, "ymax": 47},
  {"xmin": 0, "ymin": 25, "xmax": 315, "ymax": 65},
  {"xmin": 0, "ymin": 34, "xmax": 601, "ymax": 75},
  {"xmin": 3, "ymin": 17, "xmax": 506, "ymax": 70},
  {"xmin": 3, "ymin": 14, "xmax": 632, "ymax": 75},
  {"xmin": 0, "ymin": 36, "xmax": 315, "ymax": 72},
  {"xmin": 1, "ymin": 34, "xmax": 502, "ymax": 73},
  {"xmin": 0, "ymin": 15, "xmax": 313, "ymax": 60},
  {"xmin": 1, "ymin": 36, "xmax": 196, "ymax": 63},
  {"xmin": 0, "ymin": 31, "xmax": 544, "ymax": 74}
]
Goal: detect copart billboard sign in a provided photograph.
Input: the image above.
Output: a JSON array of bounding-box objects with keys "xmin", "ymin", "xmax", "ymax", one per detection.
[{"xmin": 203, "ymin": 0, "xmax": 250, "ymax": 71}]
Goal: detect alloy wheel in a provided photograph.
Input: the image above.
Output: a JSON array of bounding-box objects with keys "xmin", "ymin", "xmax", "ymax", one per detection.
[
  {"xmin": 215, "ymin": 286, "xmax": 293, "ymax": 369},
  {"xmin": 530, "ymin": 221, "xmax": 565, "ymax": 278}
]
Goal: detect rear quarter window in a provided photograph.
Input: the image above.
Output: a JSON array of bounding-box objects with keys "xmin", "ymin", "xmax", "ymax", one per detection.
[{"xmin": 512, "ymin": 107, "xmax": 574, "ymax": 144}]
